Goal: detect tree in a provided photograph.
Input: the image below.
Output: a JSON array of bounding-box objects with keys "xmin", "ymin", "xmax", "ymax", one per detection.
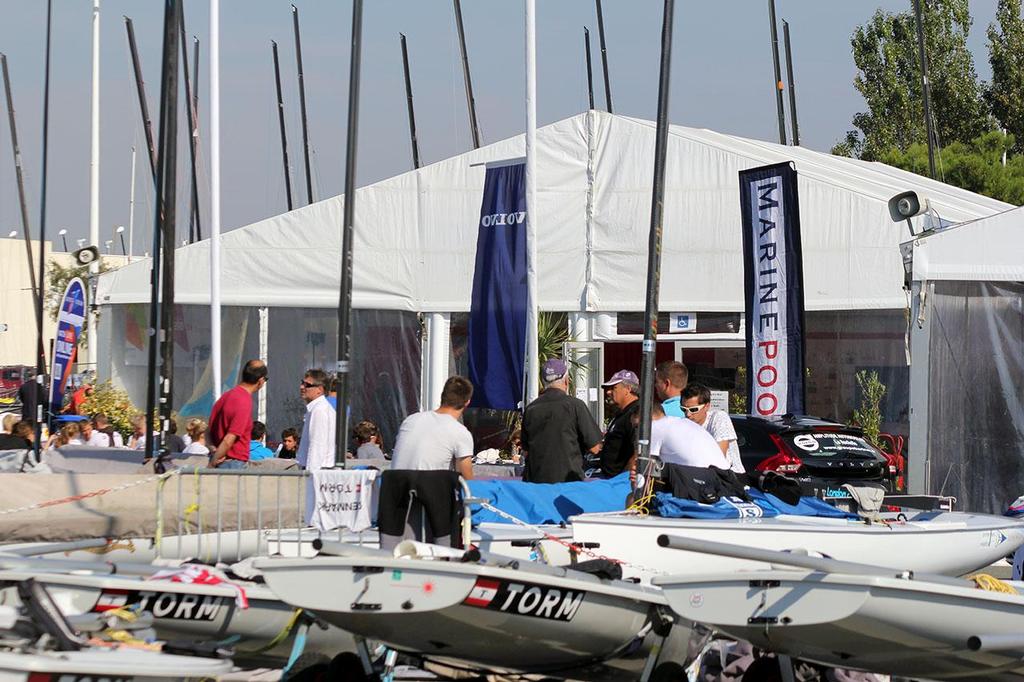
[
  {"xmin": 836, "ymin": 0, "xmax": 989, "ymax": 160},
  {"xmin": 880, "ymin": 130, "xmax": 1024, "ymax": 204},
  {"xmin": 46, "ymin": 259, "xmax": 110, "ymax": 346},
  {"xmin": 987, "ymin": 0, "xmax": 1024, "ymax": 153}
]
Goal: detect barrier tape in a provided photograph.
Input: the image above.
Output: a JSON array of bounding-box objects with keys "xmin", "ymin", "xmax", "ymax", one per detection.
[
  {"xmin": 0, "ymin": 470, "xmax": 180, "ymax": 517},
  {"xmin": 476, "ymin": 500, "xmax": 667, "ymax": 576}
]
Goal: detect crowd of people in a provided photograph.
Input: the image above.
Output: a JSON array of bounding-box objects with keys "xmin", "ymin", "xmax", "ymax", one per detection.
[{"xmin": 1, "ymin": 355, "xmax": 740, "ymax": 487}]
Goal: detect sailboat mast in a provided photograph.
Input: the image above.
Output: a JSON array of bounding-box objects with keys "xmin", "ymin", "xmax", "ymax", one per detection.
[
  {"xmin": 767, "ymin": 0, "xmax": 787, "ymax": 145},
  {"xmin": 595, "ymin": 0, "xmax": 613, "ymax": 113},
  {"xmin": 35, "ymin": 0, "xmax": 54, "ymax": 460},
  {"xmin": 636, "ymin": 0, "xmax": 676, "ymax": 496},
  {"xmin": 399, "ymin": 33, "xmax": 420, "ymax": 169},
  {"xmin": 210, "ymin": 0, "xmax": 222, "ymax": 401},
  {"xmin": 452, "ymin": 0, "xmax": 481, "ymax": 149},
  {"xmin": 335, "ymin": 0, "xmax": 364, "ymax": 466},
  {"xmin": 87, "ymin": 0, "xmax": 100, "ymax": 372},
  {"xmin": 271, "ymin": 40, "xmax": 294, "ymax": 212},
  {"xmin": 782, "ymin": 20, "xmax": 800, "ymax": 146},
  {"xmin": 179, "ymin": 8, "xmax": 201, "ymax": 243},
  {"xmin": 124, "ymin": 16, "xmax": 159, "ymax": 181},
  {"xmin": 191, "ymin": 36, "xmax": 202, "ymax": 241},
  {"xmin": 292, "ymin": 5, "xmax": 314, "ymax": 205},
  {"xmin": 584, "ymin": 27, "xmax": 595, "ymax": 111},
  {"xmin": 524, "ymin": 0, "xmax": 539, "ymax": 406}
]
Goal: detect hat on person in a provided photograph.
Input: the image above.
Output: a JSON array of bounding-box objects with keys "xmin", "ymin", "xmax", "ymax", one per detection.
[
  {"xmin": 601, "ymin": 369, "xmax": 640, "ymax": 388},
  {"xmin": 542, "ymin": 358, "xmax": 568, "ymax": 382}
]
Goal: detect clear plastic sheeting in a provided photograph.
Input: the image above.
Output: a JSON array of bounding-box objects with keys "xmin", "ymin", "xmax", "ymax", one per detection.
[{"xmin": 926, "ymin": 282, "xmax": 1024, "ymax": 514}]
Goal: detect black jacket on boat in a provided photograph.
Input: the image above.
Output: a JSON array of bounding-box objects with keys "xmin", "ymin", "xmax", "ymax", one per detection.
[
  {"xmin": 378, "ymin": 470, "xmax": 463, "ymax": 548},
  {"xmin": 660, "ymin": 463, "xmax": 749, "ymax": 504}
]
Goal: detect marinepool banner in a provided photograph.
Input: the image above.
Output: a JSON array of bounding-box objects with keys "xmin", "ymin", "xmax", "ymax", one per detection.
[
  {"xmin": 467, "ymin": 161, "xmax": 528, "ymax": 410},
  {"xmin": 739, "ymin": 162, "xmax": 806, "ymax": 416},
  {"xmin": 49, "ymin": 277, "xmax": 87, "ymax": 415}
]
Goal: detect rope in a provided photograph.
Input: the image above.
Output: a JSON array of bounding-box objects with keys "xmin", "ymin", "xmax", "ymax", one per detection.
[
  {"xmin": 966, "ymin": 573, "xmax": 1018, "ymax": 594},
  {"xmin": 236, "ymin": 608, "xmax": 305, "ymax": 655},
  {"xmin": 476, "ymin": 500, "xmax": 666, "ymax": 576},
  {"xmin": 0, "ymin": 471, "xmax": 178, "ymax": 517}
]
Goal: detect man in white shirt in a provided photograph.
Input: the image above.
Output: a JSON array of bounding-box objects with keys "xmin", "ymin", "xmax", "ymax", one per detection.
[
  {"xmin": 681, "ymin": 383, "xmax": 745, "ymax": 474},
  {"xmin": 391, "ymin": 376, "xmax": 474, "ymax": 479},
  {"xmin": 650, "ymin": 400, "xmax": 730, "ymax": 470},
  {"xmin": 89, "ymin": 414, "xmax": 124, "ymax": 448},
  {"xmin": 296, "ymin": 369, "xmax": 336, "ymax": 472}
]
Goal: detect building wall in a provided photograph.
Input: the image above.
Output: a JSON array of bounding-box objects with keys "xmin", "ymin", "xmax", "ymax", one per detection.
[{"xmin": 0, "ymin": 237, "xmax": 128, "ymax": 369}]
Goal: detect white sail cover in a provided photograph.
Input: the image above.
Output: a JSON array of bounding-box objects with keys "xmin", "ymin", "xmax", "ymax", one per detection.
[
  {"xmin": 909, "ymin": 204, "xmax": 1024, "ymax": 282},
  {"xmin": 97, "ymin": 111, "xmax": 1010, "ymax": 313}
]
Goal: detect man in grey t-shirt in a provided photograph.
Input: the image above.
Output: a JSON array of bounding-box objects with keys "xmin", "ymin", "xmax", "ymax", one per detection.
[{"xmin": 391, "ymin": 376, "xmax": 474, "ymax": 479}]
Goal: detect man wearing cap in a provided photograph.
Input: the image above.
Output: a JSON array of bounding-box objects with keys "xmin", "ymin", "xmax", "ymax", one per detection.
[
  {"xmin": 599, "ymin": 369, "xmax": 641, "ymax": 478},
  {"xmin": 521, "ymin": 359, "xmax": 603, "ymax": 484}
]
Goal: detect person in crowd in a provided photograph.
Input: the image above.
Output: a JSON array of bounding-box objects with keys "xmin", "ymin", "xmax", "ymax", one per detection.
[
  {"xmin": 296, "ymin": 369, "xmax": 336, "ymax": 472},
  {"xmin": 599, "ymin": 369, "xmax": 641, "ymax": 478},
  {"xmin": 655, "ymin": 360, "xmax": 688, "ymax": 417},
  {"xmin": 18, "ymin": 372, "xmax": 46, "ymax": 424},
  {"xmin": 649, "ymin": 398, "xmax": 730, "ymax": 469},
  {"xmin": 183, "ymin": 419, "xmax": 210, "ymax": 455},
  {"xmin": 12, "ymin": 421, "xmax": 34, "ymax": 447},
  {"xmin": 63, "ymin": 383, "xmax": 93, "ymax": 415},
  {"xmin": 92, "ymin": 413, "xmax": 124, "ymax": 448},
  {"xmin": 681, "ymin": 383, "xmax": 745, "ymax": 474},
  {"xmin": 274, "ymin": 428, "xmax": 299, "ymax": 459},
  {"xmin": 391, "ymin": 376, "xmax": 473, "ymax": 478},
  {"xmin": 249, "ymin": 421, "xmax": 275, "ymax": 461},
  {"xmin": 165, "ymin": 419, "xmax": 186, "ymax": 453},
  {"xmin": 521, "ymin": 359, "xmax": 603, "ymax": 484},
  {"xmin": 128, "ymin": 413, "xmax": 149, "ymax": 451},
  {"xmin": 326, "ymin": 375, "xmax": 339, "ymax": 409},
  {"xmin": 352, "ymin": 420, "xmax": 385, "ymax": 459},
  {"xmin": 209, "ymin": 359, "xmax": 268, "ymax": 469},
  {"xmin": 48, "ymin": 422, "xmax": 84, "ymax": 449},
  {"xmin": 0, "ymin": 415, "xmax": 29, "ymax": 450}
]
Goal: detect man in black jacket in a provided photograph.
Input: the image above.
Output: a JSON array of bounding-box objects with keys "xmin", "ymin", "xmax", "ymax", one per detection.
[{"xmin": 599, "ymin": 369, "xmax": 640, "ymax": 478}]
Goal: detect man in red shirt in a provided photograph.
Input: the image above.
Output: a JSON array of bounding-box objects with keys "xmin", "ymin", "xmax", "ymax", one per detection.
[{"xmin": 208, "ymin": 360, "xmax": 267, "ymax": 469}]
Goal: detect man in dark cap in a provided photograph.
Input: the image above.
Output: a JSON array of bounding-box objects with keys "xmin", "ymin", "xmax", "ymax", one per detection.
[
  {"xmin": 521, "ymin": 358, "xmax": 603, "ymax": 484},
  {"xmin": 599, "ymin": 369, "xmax": 641, "ymax": 478}
]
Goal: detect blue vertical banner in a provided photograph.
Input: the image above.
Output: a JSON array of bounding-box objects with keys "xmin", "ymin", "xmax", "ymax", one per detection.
[
  {"xmin": 739, "ymin": 162, "xmax": 806, "ymax": 416},
  {"xmin": 467, "ymin": 161, "xmax": 528, "ymax": 410},
  {"xmin": 48, "ymin": 277, "xmax": 87, "ymax": 415}
]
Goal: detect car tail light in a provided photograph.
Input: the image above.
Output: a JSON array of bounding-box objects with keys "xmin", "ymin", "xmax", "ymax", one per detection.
[{"xmin": 756, "ymin": 434, "xmax": 803, "ymax": 474}]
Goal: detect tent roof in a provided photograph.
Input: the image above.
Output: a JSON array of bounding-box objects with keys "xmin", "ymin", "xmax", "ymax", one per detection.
[
  {"xmin": 98, "ymin": 111, "xmax": 1011, "ymax": 313},
  {"xmin": 909, "ymin": 204, "xmax": 1024, "ymax": 281}
]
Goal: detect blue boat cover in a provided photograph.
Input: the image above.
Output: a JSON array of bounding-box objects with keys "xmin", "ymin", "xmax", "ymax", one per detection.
[
  {"xmin": 468, "ymin": 473, "xmax": 631, "ymax": 525},
  {"xmin": 653, "ymin": 488, "xmax": 856, "ymax": 520}
]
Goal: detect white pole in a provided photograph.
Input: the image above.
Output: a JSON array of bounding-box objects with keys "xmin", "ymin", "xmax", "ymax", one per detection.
[
  {"xmin": 87, "ymin": 0, "xmax": 100, "ymax": 370},
  {"xmin": 127, "ymin": 145, "xmax": 136, "ymax": 263},
  {"xmin": 524, "ymin": 0, "xmax": 539, "ymax": 405},
  {"xmin": 210, "ymin": 0, "xmax": 223, "ymax": 399}
]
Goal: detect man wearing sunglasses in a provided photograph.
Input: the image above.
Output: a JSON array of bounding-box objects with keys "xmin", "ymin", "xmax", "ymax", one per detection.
[
  {"xmin": 296, "ymin": 369, "xmax": 336, "ymax": 473},
  {"xmin": 681, "ymin": 383, "xmax": 745, "ymax": 474},
  {"xmin": 208, "ymin": 359, "xmax": 267, "ymax": 469}
]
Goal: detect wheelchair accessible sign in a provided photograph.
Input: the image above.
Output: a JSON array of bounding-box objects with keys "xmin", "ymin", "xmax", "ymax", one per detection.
[{"xmin": 669, "ymin": 312, "xmax": 696, "ymax": 333}]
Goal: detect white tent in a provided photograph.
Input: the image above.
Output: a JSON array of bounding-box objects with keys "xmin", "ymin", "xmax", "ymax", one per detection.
[
  {"xmin": 97, "ymin": 110, "xmax": 1009, "ymax": 313},
  {"xmin": 905, "ymin": 205, "xmax": 1024, "ymax": 512}
]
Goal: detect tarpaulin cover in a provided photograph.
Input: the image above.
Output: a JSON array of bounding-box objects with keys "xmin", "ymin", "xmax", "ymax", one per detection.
[
  {"xmin": 468, "ymin": 472, "xmax": 631, "ymax": 525},
  {"xmin": 653, "ymin": 488, "xmax": 855, "ymax": 519}
]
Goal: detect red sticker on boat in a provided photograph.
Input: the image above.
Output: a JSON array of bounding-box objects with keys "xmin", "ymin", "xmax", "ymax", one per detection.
[{"xmin": 464, "ymin": 578, "xmax": 500, "ymax": 606}]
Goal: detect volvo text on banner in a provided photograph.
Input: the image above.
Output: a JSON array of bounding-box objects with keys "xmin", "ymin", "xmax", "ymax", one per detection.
[
  {"xmin": 48, "ymin": 277, "xmax": 87, "ymax": 415},
  {"xmin": 739, "ymin": 162, "xmax": 806, "ymax": 416},
  {"xmin": 467, "ymin": 162, "xmax": 528, "ymax": 410}
]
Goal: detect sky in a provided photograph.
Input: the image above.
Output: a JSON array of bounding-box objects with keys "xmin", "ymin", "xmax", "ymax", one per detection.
[{"xmin": 0, "ymin": 0, "xmax": 1002, "ymax": 254}]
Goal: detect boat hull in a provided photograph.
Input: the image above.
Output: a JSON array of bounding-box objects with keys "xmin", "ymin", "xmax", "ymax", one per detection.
[
  {"xmin": 571, "ymin": 511, "xmax": 1024, "ymax": 582},
  {"xmin": 256, "ymin": 555, "xmax": 686, "ymax": 679},
  {"xmin": 656, "ymin": 569, "xmax": 1024, "ymax": 681},
  {"xmin": 0, "ymin": 648, "xmax": 232, "ymax": 681}
]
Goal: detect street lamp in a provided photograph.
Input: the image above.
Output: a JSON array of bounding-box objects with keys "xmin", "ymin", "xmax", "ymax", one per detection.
[
  {"xmin": 58, "ymin": 229, "xmax": 68, "ymax": 251},
  {"xmin": 104, "ymin": 240, "xmax": 112, "ymax": 254},
  {"xmin": 115, "ymin": 226, "xmax": 126, "ymax": 255}
]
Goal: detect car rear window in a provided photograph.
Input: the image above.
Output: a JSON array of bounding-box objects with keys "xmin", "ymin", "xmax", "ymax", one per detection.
[{"xmin": 783, "ymin": 431, "xmax": 879, "ymax": 458}]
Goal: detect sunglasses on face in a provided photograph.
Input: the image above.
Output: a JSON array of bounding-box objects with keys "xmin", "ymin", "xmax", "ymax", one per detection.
[
  {"xmin": 300, "ymin": 381, "xmax": 321, "ymax": 389},
  {"xmin": 683, "ymin": 403, "xmax": 706, "ymax": 414}
]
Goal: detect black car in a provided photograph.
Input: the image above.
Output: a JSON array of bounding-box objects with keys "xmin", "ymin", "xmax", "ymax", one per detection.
[{"xmin": 730, "ymin": 414, "xmax": 900, "ymax": 500}]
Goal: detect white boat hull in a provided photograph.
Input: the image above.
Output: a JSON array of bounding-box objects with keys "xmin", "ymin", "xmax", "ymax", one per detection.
[
  {"xmin": 571, "ymin": 511, "xmax": 1024, "ymax": 583},
  {"xmin": 255, "ymin": 554, "xmax": 687, "ymax": 679},
  {"xmin": 655, "ymin": 569, "xmax": 1024, "ymax": 681},
  {"xmin": 0, "ymin": 648, "xmax": 232, "ymax": 681}
]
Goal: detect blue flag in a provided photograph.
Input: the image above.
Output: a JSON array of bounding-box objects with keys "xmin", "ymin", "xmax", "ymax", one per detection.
[
  {"xmin": 48, "ymin": 277, "xmax": 87, "ymax": 415},
  {"xmin": 467, "ymin": 162, "xmax": 528, "ymax": 410}
]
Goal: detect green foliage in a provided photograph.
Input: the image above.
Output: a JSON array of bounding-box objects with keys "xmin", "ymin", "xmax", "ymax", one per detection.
[
  {"xmin": 987, "ymin": 0, "xmax": 1024, "ymax": 153},
  {"xmin": 879, "ymin": 130, "xmax": 1024, "ymax": 204},
  {"xmin": 839, "ymin": 1, "xmax": 989, "ymax": 160},
  {"xmin": 46, "ymin": 259, "xmax": 110, "ymax": 347},
  {"xmin": 79, "ymin": 381, "xmax": 140, "ymax": 441},
  {"xmin": 851, "ymin": 371, "xmax": 887, "ymax": 448},
  {"xmin": 729, "ymin": 366, "xmax": 748, "ymax": 414}
]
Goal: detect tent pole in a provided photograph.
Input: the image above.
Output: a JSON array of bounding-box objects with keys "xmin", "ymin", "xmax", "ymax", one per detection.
[
  {"xmin": 271, "ymin": 40, "xmax": 294, "ymax": 212},
  {"xmin": 400, "ymin": 33, "xmax": 421, "ymax": 170},
  {"xmin": 595, "ymin": 0, "xmax": 612, "ymax": 113},
  {"xmin": 636, "ymin": 0, "xmax": 675, "ymax": 498},
  {"xmin": 524, "ymin": 0, "xmax": 539, "ymax": 406},
  {"xmin": 452, "ymin": 0, "xmax": 481, "ymax": 149},
  {"xmin": 335, "ymin": 0, "xmax": 364, "ymax": 467},
  {"xmin": 782, "ymin": 20, "xmax": 800, "ymax": 146},
  {"xmin": 210, "ymin": 0, "xmax": 222, "ymax": 401}
]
